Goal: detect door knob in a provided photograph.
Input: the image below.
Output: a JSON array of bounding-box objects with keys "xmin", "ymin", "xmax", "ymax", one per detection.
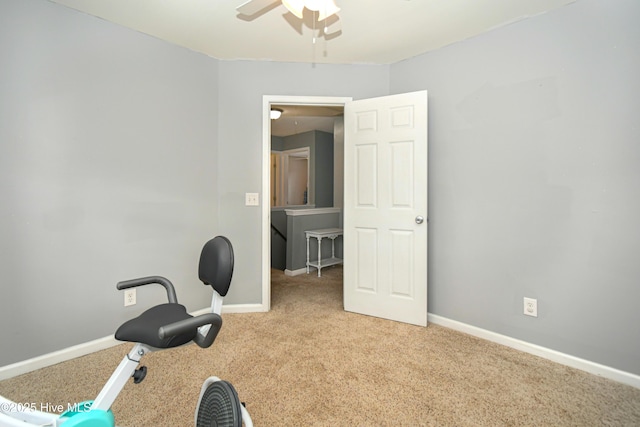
[{"xmin": 415, "ymin": 215, "xmax": 424, "ymax": 224}]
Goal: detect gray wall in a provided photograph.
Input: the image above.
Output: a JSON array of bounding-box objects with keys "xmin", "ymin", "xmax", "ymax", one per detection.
[
  {"xmin": 270, "ymin": 208, "xmax": 287, "ymax": 270},
  {"xmin": 217, "ymin": 60, "xmax": 390, "ymax": 305},
  {"xmin": 314, "ymin": 131, "xmax": 335, "ymax": 208},
  {"xmin": 0, "ymin": 0, "xmax": 220, "ymax": 366},
  {"xmin": 390, "ymin": 0, "xmax": 640, "ymax": 375},
  {"xmin": 271, "ymin": 135, "xmax": 285, "ymax": 151}
]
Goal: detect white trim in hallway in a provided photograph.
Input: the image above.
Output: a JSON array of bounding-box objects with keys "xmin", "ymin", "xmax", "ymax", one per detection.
[
  {"xmin": 284, "ymin": 207, "xmax": 341, "ymax": 216},
  {"xmin": 284, "ymin": 267, "xmax": 307, "ymax": 276}
]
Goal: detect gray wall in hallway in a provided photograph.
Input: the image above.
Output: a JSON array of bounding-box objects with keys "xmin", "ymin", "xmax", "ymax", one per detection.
[
  {"xmin": 314, "ymin": 131, "xmax": 335, "ymax": 208},
  {"xmin": 390, "ymin": 0, "xmax": 640, "ymax": 375},
  {"xmin": 286, "ymin": 213, "xmax": 342, "ymax": 272},
  {"xmin": 0, "ymin": 0, "xmax": 220, "ymax": 366}
]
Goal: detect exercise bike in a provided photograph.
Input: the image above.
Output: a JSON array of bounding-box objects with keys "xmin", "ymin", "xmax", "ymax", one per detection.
[{"xmin": 0, "ymin": 236, "xmax": 252, "ymax": 427}]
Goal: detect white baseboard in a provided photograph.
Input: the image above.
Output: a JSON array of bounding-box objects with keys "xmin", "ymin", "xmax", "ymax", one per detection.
[
  {"xmin": 428, "ymin": 314, "xmax": 640, "ymax": 389},
  {"xmin": 0, "ymin": 336, "xmax": 120, "ymax": 381},
  {"xmin": 284, "ymin": 267, "xmax": 308, "ymax": 276},
  {"xmin": 191, "ymin": 303, "xmax": 266, "ymax": 315},
  {"xmin": 4, "ymin": 310, "xmax": 637, "ymax": 389},
  {"xmin": 222, "ymin": 303, "xmax": 266, "ymax": 313},
  {"xmin": 0, "ymin": 304, "xmax": 266, "ymax": 381}
]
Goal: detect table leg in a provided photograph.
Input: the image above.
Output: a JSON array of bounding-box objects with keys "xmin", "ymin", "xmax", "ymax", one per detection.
[
  {"xmin": 331, "ymin": 236, "xmax": 336, "ymax": 259},
  {"xmin": 306, "ymin": 235, "xmax": 310, "ymax": 274},
  {"xmin": 317, "ymin": 236, "xmax": 322, "ymax": 277}
]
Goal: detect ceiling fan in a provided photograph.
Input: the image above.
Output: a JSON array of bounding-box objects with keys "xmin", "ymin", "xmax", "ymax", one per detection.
[{"xmin": 236, "ymin": 0, "xmax": 342, "ymax": 37}]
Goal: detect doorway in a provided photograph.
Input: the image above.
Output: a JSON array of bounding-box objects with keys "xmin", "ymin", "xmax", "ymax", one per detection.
[
  {"xmin": 263, "ymin": 92, "xmax": 429, "ymax": 325},
  {"xmin": 262, "ymin": 96, "xmax": 352, "ymax": 311},
  {"xmin": 271, "ymin": 147, "xmax": 311, "ymax": 207}
]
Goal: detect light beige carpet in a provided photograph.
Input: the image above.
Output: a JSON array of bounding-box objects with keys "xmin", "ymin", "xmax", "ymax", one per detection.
[{"xmin": 1, "ymin": 266, "xmax": 639, "ymax": 426}]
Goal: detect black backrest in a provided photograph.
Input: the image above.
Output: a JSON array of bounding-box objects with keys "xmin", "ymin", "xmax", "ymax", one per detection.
[{"xmin": 198, "ymin": 236, "xmax": 234, "ymax": 297}]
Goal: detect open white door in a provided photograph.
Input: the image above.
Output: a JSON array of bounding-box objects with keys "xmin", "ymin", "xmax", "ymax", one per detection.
[{"xmin": 343, "ymin": 91, "xmax": 428, "ymax": 326}]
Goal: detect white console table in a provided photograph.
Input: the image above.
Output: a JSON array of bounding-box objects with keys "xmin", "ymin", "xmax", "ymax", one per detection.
[{"xmin": 305, "ymin": 228, "xmax": 343, "ymax": 277}]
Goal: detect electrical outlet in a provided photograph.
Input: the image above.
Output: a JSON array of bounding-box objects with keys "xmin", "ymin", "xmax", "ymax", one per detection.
[
  {"xmin": 523, "ymin": 297, "xmax": 537, "ymax": 317},
  {"xmin": 124, "ymin": 289, "xmax": 136, "ymax": 307}
]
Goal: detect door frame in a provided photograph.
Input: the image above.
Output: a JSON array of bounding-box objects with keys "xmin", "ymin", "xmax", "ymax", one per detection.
[{"xmin": 261, "ymin": 95, "xmax": 352, "ymax": 311}]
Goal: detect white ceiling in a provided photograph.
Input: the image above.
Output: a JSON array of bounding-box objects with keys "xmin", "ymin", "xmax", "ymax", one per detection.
[
  {"xmin": 49, "ymin": 0, "xmax": 576, "ymax": 65},
  {"xmin": 272, "ymin": 115, "xmax": 337, "ymax": 137},
  {"xmin": 48, "ymin": 0, "xmax": 576, "ymax": 137},
  {"xmin": 271, "ymin": 105, "xmax": 342, "ymax": 137}
]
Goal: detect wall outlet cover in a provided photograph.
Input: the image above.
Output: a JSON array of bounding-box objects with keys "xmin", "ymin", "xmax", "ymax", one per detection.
[
  {"xmin": 523, "ymin": 297, "xmax": 537, "ymax": 317},
  {"xmin": 124, "ymin": 289, "xmax": 136, "ymax": 307}
]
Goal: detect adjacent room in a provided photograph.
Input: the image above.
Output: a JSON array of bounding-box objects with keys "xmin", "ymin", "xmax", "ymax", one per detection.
[{"xmin": 1, "ymin": 0, "xmax": 639, "ymax": 425}]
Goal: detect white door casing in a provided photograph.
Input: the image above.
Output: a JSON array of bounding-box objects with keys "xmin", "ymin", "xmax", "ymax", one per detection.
[{"xmin": 343, "ymin": 91, "xmax": 428, "ymax": 326}]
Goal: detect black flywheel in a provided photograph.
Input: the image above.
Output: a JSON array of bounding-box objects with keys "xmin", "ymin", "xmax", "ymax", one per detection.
[{"xmin": 196, "ymin": 380, "xmax": 242, "ymax": 427}]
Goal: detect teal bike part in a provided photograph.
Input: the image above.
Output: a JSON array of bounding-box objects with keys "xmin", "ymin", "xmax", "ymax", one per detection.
[{"xmin": 60, "ymin": 401, "xmax": 115, "ymax": 427}]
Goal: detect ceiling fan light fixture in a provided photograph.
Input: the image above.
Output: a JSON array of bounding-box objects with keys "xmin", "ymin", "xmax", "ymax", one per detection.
[
  {"xmin": 271, "ymin": 108, "xmax": 283, "ymax": 120},
  {"xmin": 303, "ymin": 0, "xmax": 325, "ymax": 11},
  {"xmin": 282, "ymin": 0, "xmax": 305, "ymax": 19},
  {"xmin": 315, "ymin": 0, "xmax": 340, "ymax": 20},
  {"xmin": 282, "ymin": 0, "xmax": 340, "ymax": 21}
]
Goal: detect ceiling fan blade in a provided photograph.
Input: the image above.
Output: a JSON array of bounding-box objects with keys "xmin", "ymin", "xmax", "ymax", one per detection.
[
  {"xmin": 236, "ymin": 0, "xmax": 280, "ymax": 16},
  {"xmin": 323, "ymin": 15, "xmax": 341, "ymax": 36}
]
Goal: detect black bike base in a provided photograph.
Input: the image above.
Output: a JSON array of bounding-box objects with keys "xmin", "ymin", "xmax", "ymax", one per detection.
[{"xmin": 196, "ymin": 380, "xmax": 242, "ymax": 427}]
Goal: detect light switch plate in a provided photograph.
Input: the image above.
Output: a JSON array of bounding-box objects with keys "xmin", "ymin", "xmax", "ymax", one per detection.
[{"xmin": 245, "ymin": 193, "xmax": 259, "ymax": 206}]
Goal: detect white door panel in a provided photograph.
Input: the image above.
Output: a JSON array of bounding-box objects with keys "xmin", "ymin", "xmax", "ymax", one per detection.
[{"xmin": 344, "ymin": 91, "xmax": 428, "ymax": 326}]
